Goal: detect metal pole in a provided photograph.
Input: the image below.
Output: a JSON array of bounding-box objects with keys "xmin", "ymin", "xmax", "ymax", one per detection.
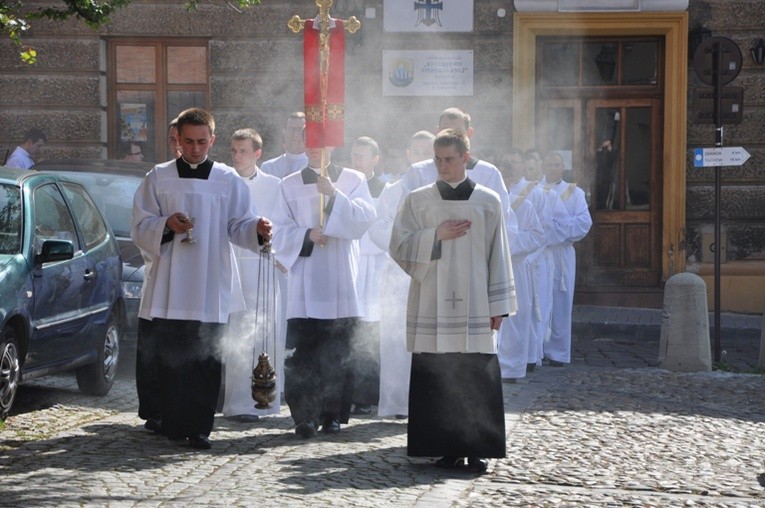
[{"xmin": 712, "ymin": 42, "xmax": 722, "ymax": 363}]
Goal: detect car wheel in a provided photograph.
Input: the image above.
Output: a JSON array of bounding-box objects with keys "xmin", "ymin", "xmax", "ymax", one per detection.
[
  {"xmin": 76, "ymin": 312, "xmax": 120, "ymax": 396},
  {"xmin": 0, "ymin": 327, "xmax": 21, "ymax": 421}
]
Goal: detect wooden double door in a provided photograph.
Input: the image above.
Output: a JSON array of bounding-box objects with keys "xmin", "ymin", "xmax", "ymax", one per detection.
[{"xmin": 539, "ymin": 97, "xmax": 663, "ymax": 303}]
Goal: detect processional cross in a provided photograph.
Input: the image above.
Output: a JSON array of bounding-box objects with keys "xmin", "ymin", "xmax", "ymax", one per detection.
[{"xmin": 289, "ymin": 0, "xmax": 360, "ymax": 225}]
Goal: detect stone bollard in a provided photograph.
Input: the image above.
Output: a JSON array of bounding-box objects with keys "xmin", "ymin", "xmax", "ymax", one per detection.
[
  {"xmin": 658, "ymin": 272, "xmax": 712, "ymax": 372},
  {"xmin": 757, "ymin": 313, "xmax": 765, "ymax": 370}
]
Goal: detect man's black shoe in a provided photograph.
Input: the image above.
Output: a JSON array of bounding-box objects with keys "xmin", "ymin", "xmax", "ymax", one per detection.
[
  {"xmin": 434, "ymin": 456, "xmax": 465, "ymax": 469},
  {"xmin": 188, "ymin": 434, "xmax": 211, "ymax": 450},
  {"xmin": 295, "ymin": 421, "xmax": 317, "ymax": 439},
  {"xmin": 526, "ymin": 362, "xmax": 536, "ymax": 372},
  {"xmin": 548, "ymin": 360, "xmax": 565, "ymax": 367},
  {"xmin": 351, "ymin": 404, "xmax": 373, "ymax": 415},
  {"xmin": 466, "ymin": 457, "xmax": 488, "ymax": 473},
  {"xmin": 143, "ymin": 418, "xmax": 162, "ymax": 434},
  {"xmin": 322, "ymin": 419, "xmax": 341, "ymax": 434}
]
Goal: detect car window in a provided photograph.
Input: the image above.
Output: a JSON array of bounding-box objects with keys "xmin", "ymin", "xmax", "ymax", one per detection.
[
  {"xmin": 51, "ymin": 172, "xmax": 139, "ymax": 237},
  {"xmin": 60, "ymin": 182, "xmax": 109, "ymax": 251},
  {"xmin": 33, "ymin": 183, "xmax": 79, "ymax": 254},
  {"xmin": 0, "ymin": 184, "xmax": 22, "ymax": 254}
]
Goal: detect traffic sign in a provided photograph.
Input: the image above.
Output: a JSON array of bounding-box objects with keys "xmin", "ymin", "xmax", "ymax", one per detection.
[
  {"xmin": 693, "ymin": 37, "xmax": 742, "ymax": 86},
  {"xmin": 693, "ymin": 147, "xmax": 750, "ymax": 167},
  {"xmin": 692, "ymin": 86, "xmax": 743, "ymax": 124}
]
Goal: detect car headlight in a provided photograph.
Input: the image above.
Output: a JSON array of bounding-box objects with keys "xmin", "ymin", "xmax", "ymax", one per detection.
[{"xmin": 122, "ymin": 281, "xmax": 143, "ymax": 299}]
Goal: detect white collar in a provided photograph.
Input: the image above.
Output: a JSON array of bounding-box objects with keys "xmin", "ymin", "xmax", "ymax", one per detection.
[{"xmin": 182, "ymin": 156, "xmax": 208, "ymax": 169}]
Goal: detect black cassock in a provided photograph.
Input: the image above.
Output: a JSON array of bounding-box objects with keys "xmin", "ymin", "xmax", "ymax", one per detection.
[
  {"xmin": 407, "ymin": 352, "xmax": 505, "ymax": 458},
  {"xmin": 406, "ymin": 179, "xmax": 506, "ymax": 459}
]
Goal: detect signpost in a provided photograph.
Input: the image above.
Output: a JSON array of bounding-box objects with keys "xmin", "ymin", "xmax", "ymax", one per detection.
[
  {"xmin": 693, "ymin": 147, "xmax": 751, "ymax": 167},
  {"xmin": 691, "ymin": 37, "xmax": 745, "ymax": 363}
]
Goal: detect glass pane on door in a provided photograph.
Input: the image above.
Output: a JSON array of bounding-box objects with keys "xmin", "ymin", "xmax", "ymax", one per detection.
[
  {"xmin": 540, "ymin": 42, "xmax": 579, "ymax": 87},
  {"xmin": 592, "ymin": 106, "xmax": 652, "ymax": 211},
  {"xmin": 622, "ymin": 42, "xmax": 658, "ymax": 85},
  {"xmin": 625, "ymin": 107, "xmax": 651, "ymax": 209},
  {"xmin": 593, "ymin": 107, "xmax": 620, "ymax": 210},
  {"xmin": 583, "ymin": 43, "xmax": 617, "ymax": 85}
]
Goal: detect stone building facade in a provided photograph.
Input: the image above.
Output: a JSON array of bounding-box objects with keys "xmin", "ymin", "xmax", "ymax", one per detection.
[{"xmin": 0, "ymin": 0, "xmax": 762, "ymax": 312}]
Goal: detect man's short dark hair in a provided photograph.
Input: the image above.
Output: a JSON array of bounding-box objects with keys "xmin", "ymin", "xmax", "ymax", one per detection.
[
  {"xmin": 22, "ymin": 128, "xmax": 46, "ymax": 144},
  {"xmin": 438, "ymin": 107, "xmax": 471, "ymax": 130},
  {"xmin": 177, "ymin": 108, "xmax": 215, "ymax": 135},
  {"xmin": 232, "ymin": 128, "xmax": 263, "ymax": 151},
  {"xmin": 352, "ymin": 136, "xmax": 380, "ymax": 157},
  {"xmin": 524, "ymin": 147, "xmax": 542, "ymax": 162},
  {"xmin": 410, "ymin": 130, "xmax": 435, "ymax": 146},
  {"xmin": 434, "ymin": 129, "xmax": 470, "ymax": 155}
]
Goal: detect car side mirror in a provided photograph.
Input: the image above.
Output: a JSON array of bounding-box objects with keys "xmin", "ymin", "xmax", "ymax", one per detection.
[{"xmin": 36, "ymin": 239, "xmax": 75, "ymax": 265}]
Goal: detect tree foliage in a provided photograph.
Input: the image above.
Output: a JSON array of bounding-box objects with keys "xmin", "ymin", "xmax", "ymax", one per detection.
[{"xmin": 1, "ymin": 0, "xmax": 261, "ymax": 64}]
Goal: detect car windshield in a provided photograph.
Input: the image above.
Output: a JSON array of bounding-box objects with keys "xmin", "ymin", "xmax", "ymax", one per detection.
[
  {"xmin": 52, "ymin": 171, "xmax": 141, "ymax": 237},
  {"xmin": 0, "ymin": 184, "xmax": 22, "ymax": 255}
]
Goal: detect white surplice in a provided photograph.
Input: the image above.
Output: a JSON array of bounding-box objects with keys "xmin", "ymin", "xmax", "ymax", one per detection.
[
  {"xmin": 367, "ymin": 181, "xmax": 412, "ymax": 416},
  {"xmin": 260, "ymin": 152, "xmax": 308, "ymax": 180},
  {"xmin": 510, "ymin": 179, "xmax": 572, "ymax": 366},
  {"xmin": 541, "ymin": 178, "xmax": 593, "ymax": 363},
  {"xmin": 272, "ymin": 167, "xmax": 376, "ymax": 320},
  {"xmin": 400, "ymin": 157, "xmax": 517, "ymax": 236},
  {"xmin": 131, "ymin": 160, "xmax": 263, "ymax": 324},
  {"xmin": 497, "ymin": 192, "xmax": 545, "ymax": 379},
  {"xmin": 390, "ymin": 182, "xmax": 517, "ymax": 354},
  {"xmin": 357, "ymin": 178, "xmax": 390, "ymax": 322}
]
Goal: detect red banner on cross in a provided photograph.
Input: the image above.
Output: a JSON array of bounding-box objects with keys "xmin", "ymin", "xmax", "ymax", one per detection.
[{"xmin": 303, "ymin": 19, "xmax": 346, "ymax": 148}]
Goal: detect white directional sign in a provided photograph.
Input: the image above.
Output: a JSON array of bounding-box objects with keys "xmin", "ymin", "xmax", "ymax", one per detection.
[{"xmin": 693, "ymin": 147, "xmax": 751, "ymax": 167}]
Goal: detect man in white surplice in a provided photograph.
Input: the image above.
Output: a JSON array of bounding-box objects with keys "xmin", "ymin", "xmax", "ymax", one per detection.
[
  {"xmin": 221, "ymin": 128, "xmax": 285, "ymax": 422},
  {"xmin": 131, "ymin": 108, "xmax": 272, "ymax": 450},
  {"xmin": 369, "ymin": 130, "xmax": 435, "ymax": 419},
  {"xmin": 390, "ymin": 129, "xmax": 516, "ymax": 473},
  {"xmin": 540, "ymin": 151, "xmax": 592, "ymax": 365},
  {"xmin": 497, "ymin": 148, "xmax": 546, "ymax": 381},
  {"xmin": 259, "ymin": 112, "xmax": 308, "ymax": 180},
  {"xmin": 348, "ymin": 136, "xmax": 389, "ymax": 416},
  {"xmin": 400, "ymin": 107, "xmax": 514, "ymax": 232},
  {"xmin": 272, "ymin": 146, "xmax": 376, "ymax": 438}
]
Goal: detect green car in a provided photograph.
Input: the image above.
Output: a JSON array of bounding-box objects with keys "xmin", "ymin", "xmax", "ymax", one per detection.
[{"xmin": 0, "ymin": 167, "xmax": 126, "ymax": 420}]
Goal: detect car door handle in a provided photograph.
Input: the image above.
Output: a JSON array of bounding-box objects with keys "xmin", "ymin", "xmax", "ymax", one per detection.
[{"xmin": 84, "ymin": 270, "xmax": 97, "ymax": 281}]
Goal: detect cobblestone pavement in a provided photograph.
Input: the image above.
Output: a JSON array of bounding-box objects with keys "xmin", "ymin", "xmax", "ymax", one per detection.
[{"xmin": 1, "ymin": 334, "xmax": 764, "ymax": 507}]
